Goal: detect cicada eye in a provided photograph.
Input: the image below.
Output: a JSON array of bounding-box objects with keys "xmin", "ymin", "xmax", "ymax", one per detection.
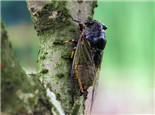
[
  {"xmin": 84, "ymin": 20, "xmax": 94, "ymax": 26},
  {"xmin": 102, "ymin": 24, "xmax": 107, "ymax": 30}
]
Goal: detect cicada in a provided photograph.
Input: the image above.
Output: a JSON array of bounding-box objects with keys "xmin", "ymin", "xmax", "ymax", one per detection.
[
  {"xmin": 54, "ymin": 18, "xmax": 107, "ymax": 112},
  {"xmin": 71, "ymin": 19, "xmax": 107, "ymax": 111}
]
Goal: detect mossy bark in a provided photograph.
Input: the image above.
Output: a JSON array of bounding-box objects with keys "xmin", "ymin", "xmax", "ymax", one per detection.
[
  {"xmin": 26, "ymin": 0, "xmax": 97, "ymax": 114},
  {"xmin": 1, "ymin": 22, "xmax": 55, "ymax": 115}
]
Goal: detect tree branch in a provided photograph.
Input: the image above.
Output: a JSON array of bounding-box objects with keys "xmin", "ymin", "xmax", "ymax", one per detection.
[{"xmin": 1, "ymin": 22, "xmax": 55, "ymax": 115}]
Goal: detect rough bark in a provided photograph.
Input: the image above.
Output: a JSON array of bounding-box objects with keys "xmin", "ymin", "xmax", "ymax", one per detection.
[
  {"xmin": 26, "ymin": 0, "xmax": 97, "ymax": 114},
  {"xmin": 1, "ymin": 1, "xmax": 97, "ymax": 115}
]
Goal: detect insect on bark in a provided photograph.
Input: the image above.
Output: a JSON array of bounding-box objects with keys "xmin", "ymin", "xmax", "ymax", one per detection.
[{"xmin": 53, "ymin": 18, "xmax": 107, "ymax": 112}]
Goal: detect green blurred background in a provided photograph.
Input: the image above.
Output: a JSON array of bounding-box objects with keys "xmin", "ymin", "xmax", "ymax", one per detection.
[
  {"xmin": 1, "ymin": 1, "xmax": 39, "ymax": 72},
  {"xmin": 1, "ymin": 1, "xmax": 154, "ymax": 114}
]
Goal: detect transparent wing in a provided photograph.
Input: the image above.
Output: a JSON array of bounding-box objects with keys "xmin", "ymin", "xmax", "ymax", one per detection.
[{"xmin": 71, "ymin": 36, "xmax": 97, "ymax": 113}]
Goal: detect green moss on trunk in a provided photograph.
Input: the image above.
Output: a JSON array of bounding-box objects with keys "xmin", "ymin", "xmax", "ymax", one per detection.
[{"xmin": 27, "ymin": 1, "xmax": 98, "ymax": 114}]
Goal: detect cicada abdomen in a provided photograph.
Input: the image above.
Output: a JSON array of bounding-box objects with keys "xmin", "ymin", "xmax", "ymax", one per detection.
[{"xmin": 71, "ymin": 20, "xmax": 107, "ymax": 114}]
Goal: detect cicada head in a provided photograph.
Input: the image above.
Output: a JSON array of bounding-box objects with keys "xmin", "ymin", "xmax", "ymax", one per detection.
[{"xmin": 83, "ymin": 20, "xmax": 107, "ymax": 51}]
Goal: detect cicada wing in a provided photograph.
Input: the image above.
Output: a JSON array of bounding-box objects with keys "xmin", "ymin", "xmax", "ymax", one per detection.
[
  {"xmin": 90, "ymin": 73, "xmax": 99, "ymax": 112},
  {"xmin": 71, "ymin": 36, "xmax": 97, "ymax": 113},
  {"xmin": 85, "ymin": 58, "xmax": 103, "ymax": 115}
]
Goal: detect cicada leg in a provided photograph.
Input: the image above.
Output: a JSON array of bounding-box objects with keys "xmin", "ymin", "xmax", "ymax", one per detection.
[
  {"xmin": 70, "ymin": 47, "xmax": 76, "ymax": 59},
  {"xmin": 53, "ymin": 40, "xmax": 77, "ymax": 62},
  {"xmin": 74, "ymin": 65, "xmax": 84, "ymax": 94},
  {"xmin": 66, "ymin": 47, "xmax": 77, "ymax": 63},
  {"xmin": 53, "ymin": 39, "xmax": 77, "ymax": 44},
  {"xmin": 79, "ymin": 22, "xmax": 84, "ymax": 33}
]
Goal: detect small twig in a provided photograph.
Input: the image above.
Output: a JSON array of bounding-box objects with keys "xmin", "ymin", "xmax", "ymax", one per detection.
[{"xmin": 71, "ymin": 101, "xmax": 81, "ymax": 115}]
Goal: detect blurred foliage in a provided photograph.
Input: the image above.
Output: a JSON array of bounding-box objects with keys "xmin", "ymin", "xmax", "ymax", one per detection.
[
  {"xmin": 1, "ymin": 1, "xmax": 38, "ymax": 71},
  {"xmin": 1, "ymin": 1, "xmax": 32, "ymax": 26},
  {"xmin": 94, "ymin": 2, "xmax": 154, "ymax": 70}
]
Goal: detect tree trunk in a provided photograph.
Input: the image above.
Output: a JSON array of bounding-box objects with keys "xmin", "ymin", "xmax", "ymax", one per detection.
[
  {"xmin": 1, "ymin": 1, "xmax": 98, "ymax": 115},
  {"xmin": 27, "ymin": 1, "xmax": 97, "ymax": 114}
]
